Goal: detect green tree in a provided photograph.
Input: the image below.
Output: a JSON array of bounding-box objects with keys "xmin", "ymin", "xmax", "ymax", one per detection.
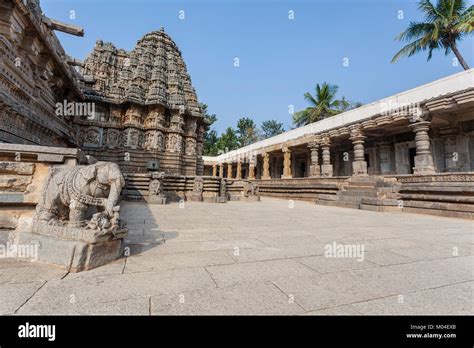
[
  {"xmin": 334, "ymin": 97, "xmax": 363, "ymax": 113},
  {"xmin": 236, "ymin": 117, "xmax": 259, "ymax": 147},
  {"xmin": 216, "ymin": 127, "xmax": 240, "ymax": 154},
  {"xmin": 202, "ymin": 104, "xmax": 217, "ymax": 125},
  {"xmin": 204, "ymin": 130, "xmax": 220, "ymax": 156},
  {"xmin": 201, "ymin": 104, "xmax": 219, "ymax": 156},
  {"xmin": 392, "ymin": 0, "xmax": 473, "ymax": 70},
  {"xmin": 261, "ymin": 120, "xmax": 285, "ymax": 139},
  {"xmin": 293, "ymin": 82, "xmax": 346, "ymax": 127}
]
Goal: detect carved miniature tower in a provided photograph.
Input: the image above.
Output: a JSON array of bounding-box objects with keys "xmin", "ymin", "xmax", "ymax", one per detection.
[{"xmin": 77, "ymin": 28, "xmax": 206, "ymax": 175}]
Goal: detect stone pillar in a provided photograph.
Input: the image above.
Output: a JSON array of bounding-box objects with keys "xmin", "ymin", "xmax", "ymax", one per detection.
[
  {"xmin": 320, "ymin": 136, "xmax": 333, "ymax": 177},
  {"xmin": 349, "ymin": 125, "xmax": 367, "ymax": 176},
  {"xmin": 227, "ymin": 162, "xmax": 233, "ymax": 179},
  {"xmin": 236, "ymin": 160, "xmax": 242, "ymax": 179},
  {"xmin": 262, "ymin": 153, "xmax": 271, "ymax": 180},
  {"xmin": 408, "ymin": 121, "xmax": 435, "ymax": 174},
  {"xmin": 308, "ymin": 141, "xmax": 320, "ymax": 177},
  {"xmin": 281, "ymin": 147, "xmax": 292, "ymax": 179},
  {"xmin": 218, "ymin": 163, "xmax": 224, "ymax": 178},
  {"xmin": 212, "ymin": 164, "xmax": 217, "ymax": 177},
  {"xmin": 248, "ymin": 156, "xmax": 256, "ymax": 180}
]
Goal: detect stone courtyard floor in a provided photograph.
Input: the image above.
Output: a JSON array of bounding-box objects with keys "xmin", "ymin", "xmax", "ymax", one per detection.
[{"xmin": 1, "ymin": 197, "xmax": 473, "ymax": 315}]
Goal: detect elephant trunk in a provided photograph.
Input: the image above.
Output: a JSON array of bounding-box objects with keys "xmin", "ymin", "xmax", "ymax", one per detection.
[{"xmin": 105, "ymin": 175, "xmax": 125, "ymax": 216}]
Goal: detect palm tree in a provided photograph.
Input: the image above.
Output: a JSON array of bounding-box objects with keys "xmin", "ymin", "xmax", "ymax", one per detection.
[
  {"xmin": 392, "ymin": 0, "xmax": 473, "ymax": 70},
  {"xmin": 293, "ymin": 83, "xmax": 345, "ymax": 127}
]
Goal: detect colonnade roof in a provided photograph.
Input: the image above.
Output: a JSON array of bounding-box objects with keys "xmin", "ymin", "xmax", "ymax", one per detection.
[{"xmin": 203, "ymin": 69, "xmax": 473, "ymax": 164}]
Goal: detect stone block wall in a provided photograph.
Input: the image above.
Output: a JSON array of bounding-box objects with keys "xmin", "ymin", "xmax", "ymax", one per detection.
[
  {"xmin": 123, "ymin": 174, "xmax": 222, "ymax": 202},
  {"xmin": 0, "ymin": 144, "xmax": 84, "ymax": 244},
  {"xmin": 253, "ymin": 177, "xmax": 345, "ymax": 202}
]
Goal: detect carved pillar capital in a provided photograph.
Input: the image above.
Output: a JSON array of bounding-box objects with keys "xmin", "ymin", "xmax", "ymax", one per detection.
[
  {"xmin": 320, "ymin": 134, "xmax": 331, "ymax": 147},
  {"xmin": 349, "ymin": 124, "xmax": 365, "ymax": 141}
]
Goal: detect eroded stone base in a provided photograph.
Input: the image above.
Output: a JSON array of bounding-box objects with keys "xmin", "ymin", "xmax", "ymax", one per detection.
[
  {"xmin": 19, "ymin": 232, "xmax": 125, "ymax": 272},
  {"xmin": 321, "ymin": 164, "xmax": 333, "ymax": 177},
  {"xmin": 352, "ymin": 160, "xmax": 368, "ymax": 176},
  {"xmin": 148, "ymin": 195, "xmax": 167, "ymax": 204},
  {"xmin": 188, "ymin": 195, "xmax": 203, "ymax": 202}
]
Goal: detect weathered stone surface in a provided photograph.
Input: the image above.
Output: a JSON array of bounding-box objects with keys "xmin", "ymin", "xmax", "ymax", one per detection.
[
  {"xmin": 296, "ymin": 255, "xmax": 378, "ymax": 273},
  {"xmin": 19, "ymin": 296, "xmax": 151, "ymax": 315},
  {"xmin": 351, "ymin": 281, "xmax": 474, "ymax": 315},
  {"xmin": 0, "ymin": 162, "xmax": 35, "ymax": 175},
  {"xmin": 0, "ymin": 175, "xmax": 32, "ymax": 192},
  {"xmin": 0, "ymin": 281, "xmax": 45, "ymax": 315},
  {"xmin": 0, "ymin": 214, "xmax": 18, "ymax": 229},
  {"xmin": 206, "ymin": 259, "xmax": 317, "ymax": 287},
  {"xmin": 151, "ymin": 281, "xmax": 304, "ymax": 315},
  {"xmin": 273, "ymin": 272, "xmax": 384, "ymax": 312},
  {"xmin": 124, "ymin": 250, "xmax": 235, "ymax": 274},
  {"xmin": 0, "ymin": 259, "xmax": 67, "ymax": 284},
  {"xmin": 19, "ymin": 232, "xmax": 125, "ymax": 272},
  {"xmin": 16, "ymin": 267, "xmax": 216, "ymax": 312}
]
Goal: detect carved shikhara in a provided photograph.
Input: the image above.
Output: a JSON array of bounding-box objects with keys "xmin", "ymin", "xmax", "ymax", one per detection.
[
  {"xmin": 33, "ymin": 161, "xmax": 127, "ymax": 243},
  {"xmin": 73, "ymin": 29, "xmax": 207, "ymax": 175}
]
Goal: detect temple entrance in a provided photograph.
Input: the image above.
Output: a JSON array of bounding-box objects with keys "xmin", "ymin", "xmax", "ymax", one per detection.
[
  {"xmin": 409, "ymin": 147, "xmax": 416, "ymax": 174},
  {"xmin": 300, "ymin": 161, "xmax": 306, "ymax": 177}
]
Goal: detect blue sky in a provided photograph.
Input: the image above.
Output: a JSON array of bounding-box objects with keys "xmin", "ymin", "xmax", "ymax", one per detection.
[{"xmin": 42, "ymin": 0, "xmax": 473, "ymax": 133}]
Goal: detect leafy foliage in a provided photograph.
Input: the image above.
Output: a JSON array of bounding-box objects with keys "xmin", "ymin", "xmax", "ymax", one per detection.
[
  {"xmin": 293, "ymin": 83, "xmax": 360, "ymax": 127},
  {"xmin": 236, "ymin": 117, "xmax": 260, "ymax": 147},
  {"xmin": 261, "ymin": 120, "xmax": 285, "ymax": 139},
  {"xmin": 392, "ymin": 0, "xmax": 473, "ymax": 70}
]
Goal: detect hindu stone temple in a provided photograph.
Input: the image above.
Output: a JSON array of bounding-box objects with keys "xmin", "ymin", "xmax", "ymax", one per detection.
[{"xmin": 0, "ymin": 0, "xmax": 473, "ymax": 274}]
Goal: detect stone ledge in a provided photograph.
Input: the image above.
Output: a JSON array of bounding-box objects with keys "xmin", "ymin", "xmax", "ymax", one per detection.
[{"xmin": 0, "ymin": 144, "xmax": 86, "ymax": 164}]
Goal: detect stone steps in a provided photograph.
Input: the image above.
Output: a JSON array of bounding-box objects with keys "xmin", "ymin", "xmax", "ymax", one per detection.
[{"xmin": 340, "ymin": 189, "xmax": 381, "ymax": 197}]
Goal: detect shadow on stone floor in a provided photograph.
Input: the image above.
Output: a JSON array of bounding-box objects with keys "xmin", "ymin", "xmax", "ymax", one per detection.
[
  {"xmin": 120, "ymin": 198, "xmax": 179, "ymax": 256},
  {"xmin": 125, "ymin": 231, "xmax": 179, "ymax": 256}
]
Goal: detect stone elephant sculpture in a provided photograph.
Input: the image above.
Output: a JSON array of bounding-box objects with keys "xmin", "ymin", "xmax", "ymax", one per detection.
[{"xmin": 36, "ymin": 161, "xmax": 125, "ymax": 227}]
